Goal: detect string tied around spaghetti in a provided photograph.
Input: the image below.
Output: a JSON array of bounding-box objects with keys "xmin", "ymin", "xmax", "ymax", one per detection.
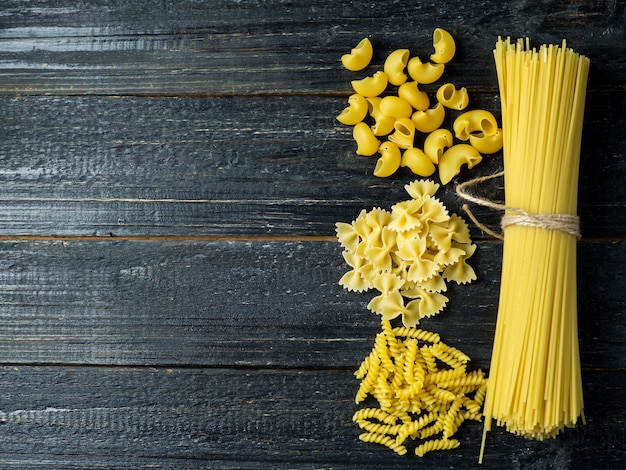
[{"xmin": 455, "ymin": 171, "xmax": 581, "ymax": 241}]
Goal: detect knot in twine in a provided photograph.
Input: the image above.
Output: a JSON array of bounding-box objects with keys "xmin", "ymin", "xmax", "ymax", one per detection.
[{"xmin": 455, "ymin": 171, "xmax": 581, "ymax": 241}]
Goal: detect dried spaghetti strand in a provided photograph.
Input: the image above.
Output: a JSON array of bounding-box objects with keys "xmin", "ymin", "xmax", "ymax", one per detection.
[{"xmin": 479, "ymin": 38, "xmax": 589, "ymax": 463}]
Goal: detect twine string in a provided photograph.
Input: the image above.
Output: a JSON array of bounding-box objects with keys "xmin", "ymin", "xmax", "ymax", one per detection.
[{"xmin": 455, "ymin": 171, "xmax": 581, "ymax": 241}]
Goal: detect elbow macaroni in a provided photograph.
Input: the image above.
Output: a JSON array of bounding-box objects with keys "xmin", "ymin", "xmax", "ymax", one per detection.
[
  {"xmin": 424, "ymin": 128, "xmax": 453, "ymax": 164},
  {"xmin": 352, "ymin": 71, "xmax": 388, "ymax": 97},
  {"xmin": 436, "ymin": 83, "xmax": 469, "ymax": 110},
  {"xmin": 384, "ymin": 49, "xmax": 410, "ymax": 86},
  {"xmin": 336, "ymin": 93, "xmax": 368, "ymax": 125},
  {"xmin": 336, "ymin": 30, "xmax": 501, "ymax": 181},
  {"xmin": 453, "ymin": 109, "xmax": 499, "ymax": 140},
  {"xmin": 388, "ymin": 118, "xmax": 416, "ymax": 149},
  {"xmin": 401, "ymin": 147, "xmax": 435, "ymax": 176},
  {"xmin": 438, "ymin": 144, "xmax": 482, "ymax": 184},
  {"xmin": 373, "ymin": 141, "xmax": 402, "ymax": 177},
  {"xmin": 398, "ymin": 81, "xmax": 430, "ymax": 111},
  {"xmin": 353, "ymin": 122, "xmax": 381, "ymax": 156},
  {"xmin": 430, "ymin": 28, "xmax": 456, "ymax": 64},
  {"xmin": 379, "ymin": 96, "xmax": 413, "ymax": 119},
  {"xmin": 341, "ymin": 38, "xmax": 373, "ymax": 71},
  {"xmin": 407, "ymin": 57, "xmax": 445, "ymax": 84},
  {"xmin": 411, "ymin": 103, "xmax": 445, "ymax": 133}
]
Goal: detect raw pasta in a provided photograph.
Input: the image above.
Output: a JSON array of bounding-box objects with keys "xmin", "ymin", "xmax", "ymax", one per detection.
[
  {"xmin": 479, "ymin": 37, "xmax": 589, "ymax": 463},
  {"xmin": 336, "ymin": 180, "xmax": 477, "ymax": 326},
  {"xmin": 352, "ymin": 317, "xmax": 486, "ymax": 456},
  {"xmin": 336, "ymin": 30, "xmax": 501, "ymax": 182},
  {"xmin": 384, "ymin": 49, "xmax": 410, "ymax": 86},
  {"xmin": 342, "ymin": 37, "xmax": 374, "ymax": 71},
  {"xmin": 430, "ymin": 28, "xmax": 456, "ymax": 64}
]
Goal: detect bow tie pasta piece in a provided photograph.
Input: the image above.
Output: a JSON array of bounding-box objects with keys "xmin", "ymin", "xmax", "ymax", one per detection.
[
  {"xmin": 342, "ymin": 37, "xmax": 374, "ymax": 71},
  {"xmin": 430, "ymin": 28, "xmax": 456, "ymax": 64},
  {"xmin": 384, "ymin": 49, "xmax": 410, "ymax": 86}
]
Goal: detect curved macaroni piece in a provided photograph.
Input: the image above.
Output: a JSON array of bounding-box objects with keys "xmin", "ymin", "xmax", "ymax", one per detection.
[
  {"xmin": 453, "ymin": 109, "xmax": 499, "ymax": 140},
  {"xmin": 398, "ymin": 81, "xmax": 429, "ymax": 111},
  {"xmin": 401, "ymin": 147, "xmax": 435, "ymax": 177},
  {"xmin": 407, "ymin": 57, "xmax": 445, "ymax": 84},
  {"xmin": 336, "ymin": 93, "xmax": 368, "ymax": 125},
  {"xmin": 429, "ymin": 28, "xmax": 456, "ymax": 64},
  {"xmin": 411, "ymin": 102, "xmax": 445, "ymax": 133},
  {"xmin": 353, "ymin": 122, "xmax": 381, "ymax": 156},
  {"xmin": 388, "ymin": 118, "xmax": 415, "ymax": 149},
  {"xmin": 341, "ymin": 37, "xmax": 374, "ymax": 71},
  {"xmin": 366, "ymin": 97, "xmax": 396, "ymax": 136},
  {"xmin": 436, "ymin": 83, "xmax": 469, "ymax": 110},
  {"xmin": 373, "ymin": 141, "xmax": 402, "ymax": 177},
  {"xmin": 438, "ymin": 144, "xmax": 482, "ymax": 184},
  {"xmin": 383, "ymin": 48, "xmax": 410, "ymax": 86},
  {"xmin": 469, "ymin": 128, "xmax": 503, "ymax": 154},
  {"xmin": 423, "ymin": 128, "xmax": 453, "ymax": 164},
  {"xmin": 352, "ymin": 71, "xmax": 388, "ymax": 97},
  {"xmin": 379, "ymin": 96, "xmax": 413, "ymax": 119}
]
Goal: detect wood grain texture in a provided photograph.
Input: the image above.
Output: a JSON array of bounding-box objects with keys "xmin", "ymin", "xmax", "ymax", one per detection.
[
  {"xmin": 0, "ymin": 0, "xmax": 624, "ymax": 468},
  {"xmin": 0, "ymin": 92, "xmax": 624, "ymax": 237},
  {"xmin": 0, "ymin": 366, "xmax": 623, "ymax": 469},
  {"xmin": 0, "ymin": 239, "xmax": 622, "ymax": 371},
  {"xmin": 0, "ymin": 0, "xmax": 623, "ymax": 95}
]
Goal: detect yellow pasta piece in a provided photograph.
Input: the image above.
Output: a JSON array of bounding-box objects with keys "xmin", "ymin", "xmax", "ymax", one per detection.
[
  {"xmin": 430, "ymin": 28, "xmax": 456, "ymax": 64},
  {"xmin": 469, "ymin": 129, "xmax": 503, "ymax": 154},
  {"xmin": 359, "ymin": 432, "xmax": 408, "ymax": 455},
  {"xmin": 436, "ymin": 83, "xmax": 469, "ymax": 110},
  {"xmin": 379, "ymin": 96, "xmax": 413, "ymax": 119},
  {"xmin": 398, "ymin": 81, "xmax": 430, "ymax": 111},
  {"xmin": 438, "ymin": 143, "xmax": 482, "ymax": 184},
  {"xmin": 407, "ymin": 56, "xmax": 445, "ymax": 84},
  {"xmin": 411, "ymin": 103, "xmax": 445, "ymax": 133},
  {"xmin": 453, "ymin": 109, "xmax": 499, "ymax": 140},
  {"xmin": 352, "ymin": 71, "xmax": 388, "ymax": 97},
  {"xmin": 388, "ymin": 118, "xmax": 416, "ymax": 149},
  {"xmin": 366, "ymin": 97, "xmax": 396, "ymax": 136},
  {"xmin": 401, "ymin": 147, "xmax": 435, "ymax": 177},
  {"xmin": 373, "ymin": 141, "xmax": 402, "ymax": 177},
  {"xmin": 384, "ymin": 48, "xmax": 410, "ymax": 86},
  {"xmin": 416, "ymin": 438, "xmax": 460, "ymax": 457},
  {"xmin": 353, "ymin": 122, "xmax": 381, "ymax": 156},
  {"xmin": 341, "ymin": 37, "xmax": 374, "ymax": 71},
  {"xmin": 423, "ymin": 130, "xmax": 452, "ymax": 166},
  {"xmin": 336, "ymin": 93, "xmax": 369, "ymax": 125}
]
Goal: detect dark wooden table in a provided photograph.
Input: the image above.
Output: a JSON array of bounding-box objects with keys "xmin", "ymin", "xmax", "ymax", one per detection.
[{"xmin": 0, "ymin": 1, "xmax": 624, "ymax": 468}]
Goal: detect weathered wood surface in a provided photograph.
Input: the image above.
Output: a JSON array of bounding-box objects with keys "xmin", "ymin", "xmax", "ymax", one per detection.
[
  {"xmin": 0, "ymin": 92, "xmax": 624, "ymax": 237},
  {"xmin": 0, "ymin": 1, "xmax": 624, "ymax": 468}
]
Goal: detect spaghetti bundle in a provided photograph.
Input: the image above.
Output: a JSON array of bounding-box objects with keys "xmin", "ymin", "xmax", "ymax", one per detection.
[{"xmin": 479, "ymin": 38, "xmax": 590, "ymax": 461}]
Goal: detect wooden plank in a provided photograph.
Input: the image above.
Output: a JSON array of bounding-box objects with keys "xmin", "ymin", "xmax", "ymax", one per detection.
[
  {"xmin": 0, "ymin": 239, "xmax": 623, "ymax": 370},
  {"xmin": 0, "ymin": 0, "xmax": 623, "ymax": 95},
  {"xmin": 0, "ymin": 93, "xmax": 623, "ymax": 237},
  {"xmin": 0, "ymin": 365, "xmax": 623, "ymax": 468}
]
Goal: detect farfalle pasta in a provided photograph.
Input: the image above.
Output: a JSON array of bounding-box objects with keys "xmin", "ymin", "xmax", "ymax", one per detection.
[
  {"xmin": 337, "ymin": 30, "xmax": 503, "ymax": 183},
  {"xmin": 336, "ymin": 180, "xmax": 476, "ymax": 327}
]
